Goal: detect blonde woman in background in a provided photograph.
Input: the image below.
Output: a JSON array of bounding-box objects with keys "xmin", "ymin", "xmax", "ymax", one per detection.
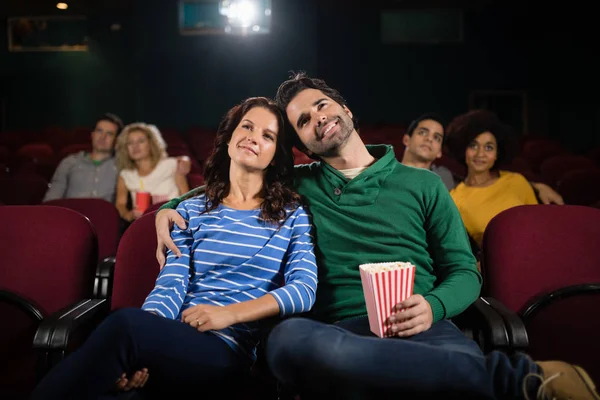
[{"xmin": 115, "ymin": 123, "xmax": 189, "ymax": 222}]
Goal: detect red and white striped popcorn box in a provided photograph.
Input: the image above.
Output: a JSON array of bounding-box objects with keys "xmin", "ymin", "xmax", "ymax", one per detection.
[{"xmin": 359, "ymin": 262, "xmax": 416, "ymax": 338}]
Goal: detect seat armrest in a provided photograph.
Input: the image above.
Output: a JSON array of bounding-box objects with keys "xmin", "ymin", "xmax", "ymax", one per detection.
[
  {"xmin": 33, "ymin": 298, "xmax": 109, "ymax": 351},
  {"xmin": 482, "ymin": 297, "xmax": 529, "ymax": 351},
  {"xmin": 0, "ymin": 289, "xmax": 44, "ymax": 321},
  {"xmin": 33, "ymin": 298, "xmax": 109, "ymax": 378},
  {"xmin": 452, "ymin": 297, "xmax": 510, "ymax": 353},
  {"xmin": 94, "ymin": 256, "xmax": 116, "ymax": 300}
]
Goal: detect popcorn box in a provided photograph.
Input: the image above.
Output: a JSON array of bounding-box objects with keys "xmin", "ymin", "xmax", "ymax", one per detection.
[{"xmin": 359, "ymin": 262, "xmax": 416, "ymax": 337}]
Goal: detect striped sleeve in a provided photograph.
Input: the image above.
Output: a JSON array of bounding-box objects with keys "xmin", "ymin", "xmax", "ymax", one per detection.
[
  {"xmin": 141, "ymin": 201, "xmax": 194, "ymax": 319},
  {"xmin": 269, "ymin": 206, "xmax": 318, "ymax": 316}
]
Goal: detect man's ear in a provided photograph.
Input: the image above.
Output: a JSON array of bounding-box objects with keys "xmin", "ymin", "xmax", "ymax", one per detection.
[
  {"xmin": 402, "ymin": 134, "xmax": 410, "ymax": 147},
  {"xmin": 342, "ymin": 105, "xmax": 353, "ymax": 120}
]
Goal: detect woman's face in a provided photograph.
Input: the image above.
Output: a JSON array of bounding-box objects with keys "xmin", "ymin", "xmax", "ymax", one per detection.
[
  {"xmin": 127, "ymin": 130, "xmax": 152, "ymax": 161},
  {"xmin": 465, "ymin": 131, "xmax": 498, "ymax": 174},
  {"xmin": 228, "ymin": 107, "xmax": 279, "ymax": 173}
]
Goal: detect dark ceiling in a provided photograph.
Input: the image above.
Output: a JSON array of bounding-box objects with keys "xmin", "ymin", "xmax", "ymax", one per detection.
[
  {"xmin": 0, "ymin": 0, "xmax": 133, "ymax": 17},
  {"xmin": 1, "ymin": 0, "xmax": 499, "ymax": 17}
]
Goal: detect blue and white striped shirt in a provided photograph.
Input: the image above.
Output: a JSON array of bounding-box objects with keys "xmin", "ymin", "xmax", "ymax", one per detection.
[{"xmin": 141, "ymin": 194, "xmax": 317, "ymax": 361}]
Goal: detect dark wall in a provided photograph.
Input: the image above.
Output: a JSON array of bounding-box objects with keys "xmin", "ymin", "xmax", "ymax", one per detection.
[
  {"xmin": 0, "ymin": 11, "xmax": 135, "ymax": 130},
  {"xmin": 0, "ymin": 0, "xmax": 318, "ymax": 131},
  {"xmin": 319, "ymin": 0, "xmax": 599, "ymax": 150},
  {"xmin": 0, "ymin": 0, "xmax": 598, "ymax": 149},
  {"xmin": 130, "ymin": 0, "xmax": 318, "ymax": 130}
]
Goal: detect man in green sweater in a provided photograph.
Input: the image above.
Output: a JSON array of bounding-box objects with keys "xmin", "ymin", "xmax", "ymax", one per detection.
[{"xmin": 154, "ymin": 74, "xmax": 598, "ymax": 399}]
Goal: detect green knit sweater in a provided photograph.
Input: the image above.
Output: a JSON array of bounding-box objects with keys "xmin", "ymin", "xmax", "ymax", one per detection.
[{"xmin": 160, "ymin": 145, "xmax": 481, "ymax": 324}]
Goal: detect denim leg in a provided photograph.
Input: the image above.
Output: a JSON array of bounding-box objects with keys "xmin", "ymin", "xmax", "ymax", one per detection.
[
  {"xmin": 486, "ymin": 351, "xmax": 541, "ymax": 400},
  {"xmin": 31, "ymin": 308, "xmax": 248, "ymax": 400},
  {"xmin": 266, "ymin": 317, "xmax": 493, "ymax": 399}
]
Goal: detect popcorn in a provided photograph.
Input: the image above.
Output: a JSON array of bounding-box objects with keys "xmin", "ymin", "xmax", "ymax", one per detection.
[{"xmin": 359, "ymin": 262, "xmax": 416, "ymax": 337}]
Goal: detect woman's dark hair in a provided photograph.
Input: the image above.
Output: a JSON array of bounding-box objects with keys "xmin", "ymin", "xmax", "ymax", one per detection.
[
  {"xmin": 275, "ymin": 71, "xmax": 359, "ymax": 155},
  {"xmin": 202, "ymin": 97, "xmax": 301, "ymax": 225},
  {"xmin": 445, "ymin": 109, "xmax": 518, "ymax": 171}
]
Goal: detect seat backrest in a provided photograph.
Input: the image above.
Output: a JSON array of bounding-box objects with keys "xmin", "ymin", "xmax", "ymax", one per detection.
[
  {"xmin": 16, "ymin": 143, "xmax": 55, "ymax": 164},
  {"xmin": 187, "ymin": 172, "xmax": 205, "ymax": 188},
  {"xmin": 521, "ymin": 139, "xmax": 569, "ymax": 172},
  {"xmin": 110, "ymin": 213, "xmax": 161, "ymax": 310},
  {"xmin": 0, "ymin": 292, "xmax": 44, "ymax": 398},
  {"xmin": 57, "ymin": 144, "xmax": 92, "ymax": 161},
  {"xmin": 539, "ymin": 155, "xmax": 597, "ymax": 186},
  {"xmin": 501, "ymin": 156, "xmax": 546, "ymax": 185},
  {"xmin": 482, "ymin": 205, "xmax": 600, "ymax": 381},
  {"xmin": 0, "ymin": 145, "xmax": 8, "ymax": 164},
  {"xmin": 188, "ymin": 130, "xmax": 217, "ymax": 162},
  {"xmin": 43, "ymin": 198, "xmax": 121, "ymax": 261},
  {"xmin": 0, "ymin": 174, "xmax": 49, "ymax": 205},
  {"xmin": 0, "ymin": 205, "xmax": 98, "ymax": 397},
  {"xmin": 482, "ymin": 204, "xmax": 600, "ymax": 313},
  {"xmin": 587, "ymin": 146, "xmax": 600, "ymax": 166},
  {"xmin": 0, "ymin": 205, "xmax": 98, "ymax": 315},
  {"xmin": 557, "ymin": 168, "xmax": 600, "ymax": 206},
  {"xmin": 524, "ymin": 292, "xmax": 600, "ymax": 383}
]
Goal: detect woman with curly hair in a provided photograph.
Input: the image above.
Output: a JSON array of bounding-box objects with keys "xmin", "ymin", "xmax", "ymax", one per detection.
[
  {"xmin": 446, "ymin": 110, "xmax": 538, "ymax": 248},
  {"xmin": 31, "ymin": 97, "xmax": 318, "ymax": 399},
  {"xmin": 115, "ymin": 123, "xmax": 190, "ymax": 222}
]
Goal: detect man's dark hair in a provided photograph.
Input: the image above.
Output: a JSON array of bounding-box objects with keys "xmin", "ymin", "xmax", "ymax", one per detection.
[
  {"xmin": 406, "ymin": 113, "xmax": 446, "ymax": 143},
  {"xmin": 95, "ymin": 112, "xmax": 124, "ymax": 134},
  {"xmin": 275, "ymin": 72, "xmax": 358, "ymax": 154}
]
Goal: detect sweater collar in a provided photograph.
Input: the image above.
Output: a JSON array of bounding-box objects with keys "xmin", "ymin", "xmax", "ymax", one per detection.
[
  {"xmin": 316, "ymin": 145, "xmax": 398, "ymax": 206},
  {"xmin": 320, "ymin": 144, "xmax": 396, "ymax": 184}
]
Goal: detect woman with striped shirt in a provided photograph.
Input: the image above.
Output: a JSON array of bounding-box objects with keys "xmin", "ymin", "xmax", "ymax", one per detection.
[{"xmin": 32, "ymin": 97, "xmax": 318, "ymax": 399}]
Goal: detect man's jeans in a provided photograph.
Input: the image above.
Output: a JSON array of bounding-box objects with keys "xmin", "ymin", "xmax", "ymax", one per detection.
[{"xmin": 266, "ymin": 317, "xmax": 540, "ymax": 399}]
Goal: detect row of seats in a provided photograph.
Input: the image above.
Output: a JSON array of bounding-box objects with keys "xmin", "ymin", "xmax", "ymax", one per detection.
[
  {"xmin": 0, "ymin": 172, "xmax": 205, "ymax": 206},
  {"xmin": 0, "ymin": 127, "xmax": 213, "ymax": 155},
  {"xmin": 481, "ymin": 205, "xmax": 600, "ymax": 383},
  {"xmin": 0, "ymin": 128, "xmax": 213, "ymax": 175},
  {"xmin": 1, "ymin": 201, "xmax": 599, "ymax": 398},
  {"xmin": 3, "ymin": 162, "xmax": 599, "ymax": 210},
  {"xmin": 2, "ymin": 122, "xmax": 600, "ymax": 207},
  {"xmin": 0, "ymin": 203, "xmax": 474, "ymax": 399},
  {"xmin": 3, "ymin": 125, "xmax": 600, "ymax": 175}
]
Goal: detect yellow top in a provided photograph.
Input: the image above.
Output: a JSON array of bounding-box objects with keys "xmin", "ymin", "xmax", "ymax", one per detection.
[{"xmin": 450, "ymin": 171, "xmax": 538, "ymax": 246}]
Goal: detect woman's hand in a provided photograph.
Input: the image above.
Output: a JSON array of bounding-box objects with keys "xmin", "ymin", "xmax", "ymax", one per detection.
[
  {"xmin": 115, "ymin": 368, "xmax": 149, "ymax": 392},
  {"xmin": 182, "ymin": 304, "xmax": 238, "ymax": 332}
]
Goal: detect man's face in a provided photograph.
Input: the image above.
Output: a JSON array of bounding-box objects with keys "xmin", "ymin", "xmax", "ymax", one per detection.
[
  {"xmin": 285, "ymin": 88, "xmax": 355, "ymax": 158},
  {"xmin": 402, "ymin": 119, "xmax": 444, "ymax": 163},
  {"xmin": 91, "ymin": 120, "xmax": 118, "ymax": 153}
]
